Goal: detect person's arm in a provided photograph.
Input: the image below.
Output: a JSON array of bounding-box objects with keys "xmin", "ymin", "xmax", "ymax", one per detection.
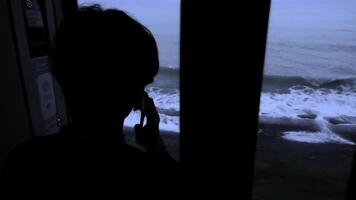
[{"xmin": 134, "ymin": 93, "xmax": 173, "ymax": 161}]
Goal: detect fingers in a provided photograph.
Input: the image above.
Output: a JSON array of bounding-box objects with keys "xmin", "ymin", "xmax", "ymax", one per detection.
[{"xmin": 143, "ymin": 95, "xmax": 160, "ymax": 125}]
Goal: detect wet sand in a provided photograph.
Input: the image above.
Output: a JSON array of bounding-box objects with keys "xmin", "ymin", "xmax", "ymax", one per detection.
[
  {"xmin": 253, "ymin": 126, "xmax": 356, "ymax": 200},
  {"xmin": 124, "ymin": 124, "xmax": 356, "ymax": 199}
]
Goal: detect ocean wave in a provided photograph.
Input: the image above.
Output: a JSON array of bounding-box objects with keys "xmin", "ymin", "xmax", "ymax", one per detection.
[
  {"xmin": 259, "ymin": 81, "xmax": 356, "ymax": 144},
  {"xmin": 161, "ymin": 65, "xmax": 179, "ymax": 69},
  {"xmin": 158, "ymin": 66, "xmax": 179, "ymax": 75},
  {"xmin": 260, "ymin": 86, "xmax": 356, "ymax": 119},
  {"xmin": 146, "ymin": 86, "xmax": 180, "ymax": 112},
  {"xmin": 157, "ymin": 108, "xmax": 179, "ymax": 116},
  {"xmin": 262, "ymin": 75, "xmax": 356, "ymax": 93}
]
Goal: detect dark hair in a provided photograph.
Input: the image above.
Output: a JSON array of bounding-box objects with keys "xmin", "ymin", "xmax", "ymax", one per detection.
[{"xmin": 52, "ymin": 5, "xmax": 159, "ymax": 105}]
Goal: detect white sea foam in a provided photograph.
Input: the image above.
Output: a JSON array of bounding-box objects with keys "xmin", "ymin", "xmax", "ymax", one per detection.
[
  {"xmin": 260, "ymin": 87, "xmax": 356, "ymax": 144},
  {"xmin": 281, "ymin": 131, "xmax": 354, "ymax": 145},
  {"xmin": 259, "ymin": 87, "xmax": 356, "ymax": 119},
  {"xmin": 146, "ymin": 87, "xmax": 180, "ymax": 112}
]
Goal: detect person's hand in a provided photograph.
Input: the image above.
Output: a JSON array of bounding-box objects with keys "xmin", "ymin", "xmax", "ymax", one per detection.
[
  {"xmin": 141, "ymin": 92, "xmax": 160, "ymax": 130},
  {"xmin": 134, "ymin": 93, "xmax": 166, "ymax": 154}
]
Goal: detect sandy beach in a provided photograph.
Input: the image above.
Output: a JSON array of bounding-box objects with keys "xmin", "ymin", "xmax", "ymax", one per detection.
[
  {"xmin": 253, "ymin": 125, "xmax": 356, "ymax": 200},
  {"xmin": 124, "ymin": 121, "xmax": 356, "ymax": 199}
]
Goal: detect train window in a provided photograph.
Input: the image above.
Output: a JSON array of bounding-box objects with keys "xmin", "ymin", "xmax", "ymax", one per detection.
[
  {"xmin": 253, "ymin": 0, "xmax": 356, "ymax": 199},
  {"xmin": 77, "ymin": 0, "xmax": 180, "ymax": 160}
]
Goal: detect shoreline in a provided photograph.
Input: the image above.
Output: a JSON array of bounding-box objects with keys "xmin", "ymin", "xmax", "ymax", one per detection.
[{"xmin": 259, "ymin": 116, "xmax": 356, "ymax": 143}]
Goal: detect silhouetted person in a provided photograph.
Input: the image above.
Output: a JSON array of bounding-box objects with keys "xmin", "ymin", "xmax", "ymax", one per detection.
[{"xmin": 2, "ymin": 5, "xmax": 177, "ymax": 198}]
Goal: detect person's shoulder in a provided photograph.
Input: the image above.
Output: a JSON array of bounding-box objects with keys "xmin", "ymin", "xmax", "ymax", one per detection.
[{"xmin": 5, "ymin": 134, "xmax": 63, "ymax": 165}]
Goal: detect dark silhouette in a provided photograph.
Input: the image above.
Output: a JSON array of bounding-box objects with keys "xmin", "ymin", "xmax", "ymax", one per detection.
[{"xmin": 2, "ymin": 5, "xmax": 177, "ymax": 198}]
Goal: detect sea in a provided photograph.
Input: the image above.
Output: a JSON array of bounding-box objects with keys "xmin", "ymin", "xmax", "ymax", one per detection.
[{"xmin": 260, "ymin": 0, "xmax": 356, "ymax": 144}]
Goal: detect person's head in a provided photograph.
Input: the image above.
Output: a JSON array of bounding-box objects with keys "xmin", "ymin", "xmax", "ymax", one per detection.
[{"xmin": 52, "ymin": 5, "xmax": 159, "ymax": 123}]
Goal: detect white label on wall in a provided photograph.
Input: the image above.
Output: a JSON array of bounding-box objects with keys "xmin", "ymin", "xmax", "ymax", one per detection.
[{"xmin": 37, "ymin": 73, "xmax": 56, "ymax": 120}]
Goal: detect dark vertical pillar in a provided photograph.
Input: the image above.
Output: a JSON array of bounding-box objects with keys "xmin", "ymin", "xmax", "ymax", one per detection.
[{"xmin": 180, "ymin": 0, "xmax": 270, "ymax": 198}]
